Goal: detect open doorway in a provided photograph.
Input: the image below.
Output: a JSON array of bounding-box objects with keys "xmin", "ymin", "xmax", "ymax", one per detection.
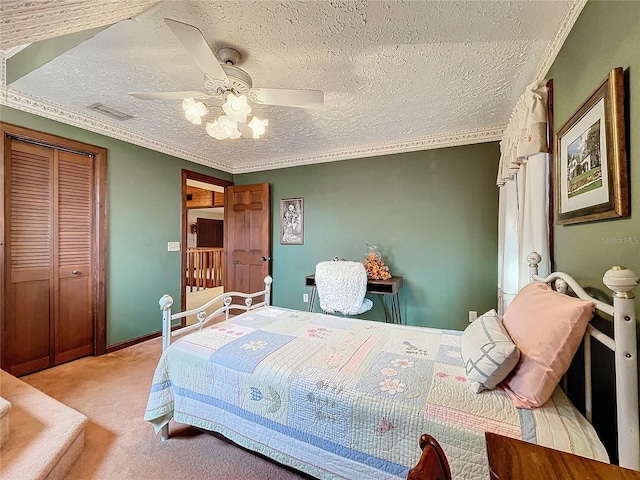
[{"xmin": 182, "ymin": 170, "xmax": 232, "ymax": 325}]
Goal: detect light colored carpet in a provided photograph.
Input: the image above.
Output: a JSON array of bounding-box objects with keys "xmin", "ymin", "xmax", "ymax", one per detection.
[{"xmin": 21, "ymin": 338, "xmax": 308, "ymax": 480}]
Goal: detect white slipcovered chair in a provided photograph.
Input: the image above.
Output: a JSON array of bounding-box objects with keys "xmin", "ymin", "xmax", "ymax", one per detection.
[{"xmin": 315, "ymin": 260, "xmax": 373, "ymax": 316}]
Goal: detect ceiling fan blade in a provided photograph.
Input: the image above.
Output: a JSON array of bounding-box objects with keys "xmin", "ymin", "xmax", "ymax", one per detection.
[
  {"xmin": 249, "ymin": 88, "xmax": 324, "ymax": 109},
  {"xmin": 129, "ymin": 91, "xmax": 210, "ymax": 100},
  {"xmin": 164, "ymin": 18, "xmax": 227, "ymax": 83}
]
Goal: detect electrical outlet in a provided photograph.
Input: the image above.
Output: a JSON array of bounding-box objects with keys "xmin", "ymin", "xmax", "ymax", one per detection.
[
  {"xmin": 167, "ymin": 241, "xmax": 180, "ymax": 252},
  {"xmin": 303, "ymin": 293, "xmax": 309, "ymax": 303},
  {"xmin": 468, "ymin": 310, "xmax": 477, "ymax": 323}
]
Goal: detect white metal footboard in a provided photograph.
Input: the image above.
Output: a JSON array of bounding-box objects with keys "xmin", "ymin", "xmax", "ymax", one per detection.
[
  {"xmin": 159, "ymin": 275, "xmax": 272, "ymax": 352},
  {"xmin": 529, "ymin": 253, "xmax": 639, "ymax": 470},
  {"xmin": 157, "ymin": 276, "xmax": 272, "ymax": 441}
]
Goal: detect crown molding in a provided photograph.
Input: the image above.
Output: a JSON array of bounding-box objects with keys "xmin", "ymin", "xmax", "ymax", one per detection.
[
  {"xmin": 532, "ymin": 0, "xmax": 587, "ymax": 81},
  {"xmin": 233, "ymin": 127, "xmax": 504, "ymax": 174},
  {"xmin": 1, "ymin": 44, "xmax": 30, "ymax": 59},
  {"xmin": 0, "ymin": 52, "xmax": 504, "ymax": 174},
  {"xmin": 0, "ymin": 87, "xmax": 233, "ymax": 172},
  {"xmin": 1, "ymin": 86, "xmax": 504, "ymax": 174}
]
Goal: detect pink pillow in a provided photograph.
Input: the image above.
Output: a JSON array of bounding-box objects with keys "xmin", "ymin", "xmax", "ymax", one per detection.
[{"xmin": 501, "ymin": 281, "xmax": 594, "ymax": 408}]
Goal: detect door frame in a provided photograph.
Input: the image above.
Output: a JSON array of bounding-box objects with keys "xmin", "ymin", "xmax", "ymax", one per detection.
[
  {"xmin": 1, "ymin": 122, "xmax": 108, "ymax": 357},
  {"xmin": 181, "ymin": 170, "xmax": 232, "ymax": 317}
]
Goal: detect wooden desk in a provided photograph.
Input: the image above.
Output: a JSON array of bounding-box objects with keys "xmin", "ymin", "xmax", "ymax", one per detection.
[
  {"xmin": 485, "ymin": 432, "xmax": 640, "ymax": 480},
  {"xmin": 305, "ymin": 274, "xmax": 404, "ymax": 324}
]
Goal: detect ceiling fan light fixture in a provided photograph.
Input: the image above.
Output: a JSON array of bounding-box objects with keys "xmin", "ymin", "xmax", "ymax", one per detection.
[
  {"xmin": 135, "ymin": 19, "xmax": 324, "ymax": 142},
  {"xmin": 222, "ymin": 93, "xmax": 251, "ymax": 123},
  {"xmin": 206, "ymin": 115, "xmax": 242, "ymax": 140},
  {"xmin": 182, "ymin": 97, "xmax": 207, "ymax": 124},
  {"xmin": 205, "ymin": 120, "xmax": 225, "ymax": 139},
  {"xmin": 219, "ymin": 115, "xmax": 242, "ymax": 139},
  {"xmin": 248, "ymin": 116, "xmax": 269, "ymax": 139},
  {"xmin": 205, "ymin": 119, "xmax": 229, "ymax": 139}
]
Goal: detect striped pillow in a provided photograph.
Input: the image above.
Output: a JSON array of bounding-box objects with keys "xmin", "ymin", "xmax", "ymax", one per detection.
[{"xmin": 461, "ymin": 310, "xmax": 520, "ymax": 394}]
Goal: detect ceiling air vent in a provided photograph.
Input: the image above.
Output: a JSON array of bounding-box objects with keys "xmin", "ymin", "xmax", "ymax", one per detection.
[{"xmin": 88, "ymin": 103, "xmax": 134, "ymax": 121}]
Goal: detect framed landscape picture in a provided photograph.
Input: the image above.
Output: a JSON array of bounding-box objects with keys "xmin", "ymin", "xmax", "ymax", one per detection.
[{"xmin": 555, "ymin": 67, "xmax": 629, "ymax": 225}]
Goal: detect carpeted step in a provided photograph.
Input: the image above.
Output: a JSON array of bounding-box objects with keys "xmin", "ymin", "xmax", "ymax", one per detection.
[
  {"xmin": 0, "ymin": 370, "xmax": 87, "ymax": 480},
  {"xmin": 0, "ymin": 396, "xmax": 11, "ymax": 447}
]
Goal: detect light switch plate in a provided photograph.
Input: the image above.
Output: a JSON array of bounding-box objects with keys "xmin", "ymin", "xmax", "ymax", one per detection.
[{"xmin": 167, "ymin": 241, "xmax": 180, "ymax": 252}]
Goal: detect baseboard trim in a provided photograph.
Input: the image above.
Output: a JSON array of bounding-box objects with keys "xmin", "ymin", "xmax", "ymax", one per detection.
[
  {"xmin": 105, "ymin": 331, "xmax": 160, "ymax": 354},
  {"xmin": 105, "ymin": 322, "xmax": 185, "ymax": 354}
]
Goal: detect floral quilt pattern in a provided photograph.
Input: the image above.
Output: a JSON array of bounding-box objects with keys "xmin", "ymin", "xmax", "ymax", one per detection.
[{"xmin": 145, "ymin": 307, "xmax": 607, "ymax": 479}]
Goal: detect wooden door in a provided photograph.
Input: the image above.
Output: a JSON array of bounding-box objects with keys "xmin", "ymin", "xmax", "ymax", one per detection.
[
  {"xmin": 4, "ymin": 140, "xmax": 54, "ymax": 376},
  {"xmin": 224, "ymin": 183, "xmax": 271, "ymax": 294},
  {"xmin": 55, "ymin": 150, "xmax": 94, "ymax": 364},
  {"xmin": 1, "ymin": 124, "xmax": 105, "ymax": 376}
]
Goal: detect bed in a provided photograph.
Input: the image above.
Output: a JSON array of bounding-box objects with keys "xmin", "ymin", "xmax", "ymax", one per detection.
[{"xmin": 145, "ymin": 255, "xmax": 639, "ymax": 479}]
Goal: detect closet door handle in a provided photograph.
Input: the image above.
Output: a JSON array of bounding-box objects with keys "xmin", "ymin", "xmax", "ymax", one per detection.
[{"xmin": 72, "ymin": 270, "xmax": 79, "ymax": 275}]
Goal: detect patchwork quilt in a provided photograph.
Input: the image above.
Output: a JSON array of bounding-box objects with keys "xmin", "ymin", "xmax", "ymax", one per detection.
[{"xmin": 145, "ymin": 307, "xmax": 607, "ymax": 479}]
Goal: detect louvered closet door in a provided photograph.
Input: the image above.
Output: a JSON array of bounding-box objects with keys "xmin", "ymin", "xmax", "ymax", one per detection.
[
  {"xmin": 3, "ymin": 139, "xmax": 95, "ymax": 375},
  {"xmin": 56, "ymin": 150, "xmax": 94, "ymax": 364},
  {"xmin": 5, "ymin": 141, "xmax": 54, "ymax": 376}
]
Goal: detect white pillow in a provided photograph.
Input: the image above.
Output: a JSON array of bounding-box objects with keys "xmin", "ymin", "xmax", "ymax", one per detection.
[{"xmin": 461, "ymin": 309, "xmax": 520, "ymax": 394}]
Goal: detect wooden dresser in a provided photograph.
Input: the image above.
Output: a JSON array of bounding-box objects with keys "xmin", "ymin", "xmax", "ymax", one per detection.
[{"xmin": 485, "ymin": 432, "xmax": 640, "ymax": 480}]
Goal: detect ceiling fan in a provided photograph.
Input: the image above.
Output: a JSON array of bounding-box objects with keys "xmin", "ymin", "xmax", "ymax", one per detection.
[{"xmin": 130, "ymin": 18, "xmax": 324, "ymax": 139}]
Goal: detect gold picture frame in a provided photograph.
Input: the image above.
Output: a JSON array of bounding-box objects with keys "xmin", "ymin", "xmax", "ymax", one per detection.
[{"xmin": 555, "ymin": 67, "xmax": 629, "ymax": 225}]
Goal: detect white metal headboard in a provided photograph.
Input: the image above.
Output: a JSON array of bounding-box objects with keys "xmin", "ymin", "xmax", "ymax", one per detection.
[{"xmin": 528, "ymin": 252, "xmax": 639, "ymax": 470}]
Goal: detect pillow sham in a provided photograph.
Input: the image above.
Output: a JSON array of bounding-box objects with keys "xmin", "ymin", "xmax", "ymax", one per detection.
[
  {"xmin": 502, "ymin": 281, "xmax": 594, "ymax": 408},
  {"xmin": 461, "ymin": 309, "xmax": 520, "ymax": 394}
]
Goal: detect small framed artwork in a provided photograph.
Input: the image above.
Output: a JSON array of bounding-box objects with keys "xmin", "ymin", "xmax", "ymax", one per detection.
[
  {"xmin": 555, "ymin": 67, "xmax": 629, "ymax": 225},
  {"xmin": 280, "ymin": 197, "xmax": 304, "ymax": 245}
]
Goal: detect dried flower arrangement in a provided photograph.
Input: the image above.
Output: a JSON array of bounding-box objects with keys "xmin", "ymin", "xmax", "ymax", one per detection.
[{"xmin": 363, "ymin": 244, "xmax": 391, "ymax": 280}]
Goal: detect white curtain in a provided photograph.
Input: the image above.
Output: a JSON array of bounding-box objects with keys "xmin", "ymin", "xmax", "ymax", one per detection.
[{"xmin": 497, "ymin": 80, "xmax": 551, "ymax": 314}]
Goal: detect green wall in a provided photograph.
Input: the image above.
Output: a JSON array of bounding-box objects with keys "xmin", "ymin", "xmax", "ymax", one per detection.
[
  {"xmin": 2, "ymin": 104, "xmax": 499, "ymax": 345},
  {"xmin": 548, "ymin": 0, "xmax": 639, "ymax": 291},
  {"xmin": 0, "ymin": 106, "xmax": 231, "ymax": 346},
  {"xmin": 546, "ymin": 0, "xmax": 640, "ymax": 463},
  {"xmin": 237, "ymin": 143, "xmax": 500, "ymax": 331}
]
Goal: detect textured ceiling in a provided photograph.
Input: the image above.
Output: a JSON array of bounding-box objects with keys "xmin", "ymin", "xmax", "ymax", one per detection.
[{"xmin": 1, "ymin": 1, "xmax": 584, "ymax": 173}]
